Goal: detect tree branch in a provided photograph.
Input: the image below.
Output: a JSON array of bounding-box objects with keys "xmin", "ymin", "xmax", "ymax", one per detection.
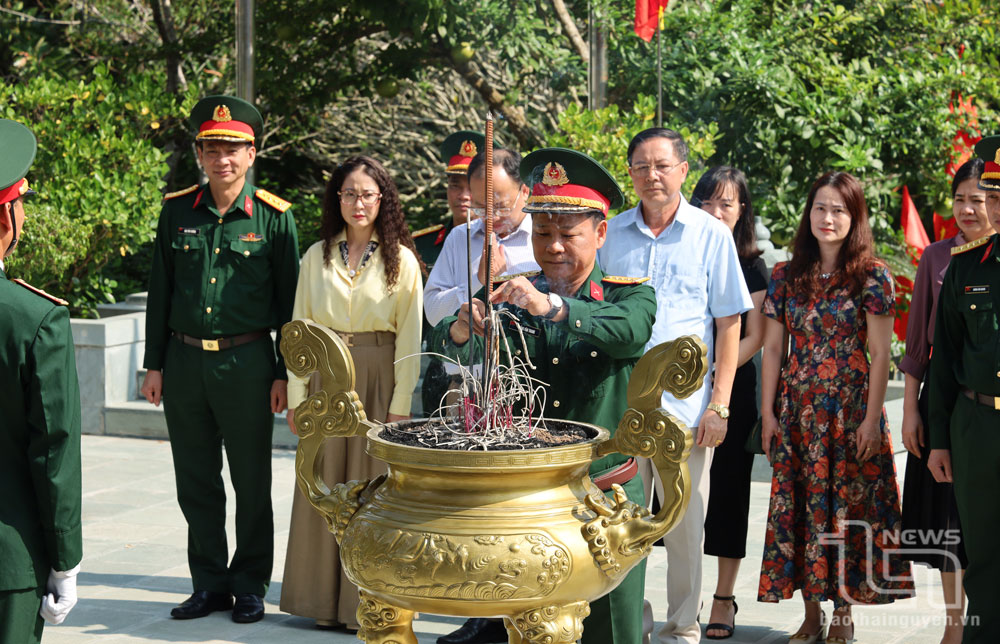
[
  {"xmin": 550, "ymin": 0, "xmax": 589, "ymax": 62},
  {"xmin": 448, "ymin": 59, "xmax": 543, "ymax": 149}
]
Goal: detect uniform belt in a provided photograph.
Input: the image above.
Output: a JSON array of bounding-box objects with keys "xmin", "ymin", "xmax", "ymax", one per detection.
[
  {"xmin": 333, "ymin": 330, "xmax": 396, "ymax": 347},
  {"xmin": 962, "ymin": 388, "xmax": 1000, "ymax": 411},
  {"xmin": 173, "ymin": 330, "xmax": 267, "ymax": 352},
  {"xmin": 592, "ymin": 457, "xmax": 638, "ymax": 492}
]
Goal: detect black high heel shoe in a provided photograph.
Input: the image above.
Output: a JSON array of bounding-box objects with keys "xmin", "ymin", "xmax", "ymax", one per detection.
[{"xmin": 705, "ymin": 593, "xmax": 739, "ymax": 640}]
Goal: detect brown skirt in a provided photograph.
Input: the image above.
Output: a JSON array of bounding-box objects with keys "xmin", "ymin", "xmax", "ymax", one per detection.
[{"xmin": 279, "ymin": 339, "xmax": 394, "ymax": 626}]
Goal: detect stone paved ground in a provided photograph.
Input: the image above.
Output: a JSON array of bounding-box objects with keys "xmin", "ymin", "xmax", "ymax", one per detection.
[{"xmin": 48, "ymin": 397, "xmax": 958, "ymax": 643}]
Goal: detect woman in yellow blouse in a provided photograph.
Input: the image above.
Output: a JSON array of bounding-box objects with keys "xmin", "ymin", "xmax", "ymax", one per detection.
[{"xmin": 279, "ymin": 155, "xmax": 424, "ymax": 630}]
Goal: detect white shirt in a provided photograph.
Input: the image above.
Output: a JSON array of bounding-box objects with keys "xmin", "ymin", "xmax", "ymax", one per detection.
[
  {"xmin": 598, "ymin": 196, "xmax": 752, "ymax": 427},
  {"xmin": 423, "ymin": 213, "xmax": 539, "ymax": 326}
]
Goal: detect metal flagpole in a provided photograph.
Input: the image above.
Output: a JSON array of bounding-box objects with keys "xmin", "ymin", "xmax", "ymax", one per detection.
[{"xmin": 656, "ymin": 13, "xmax": 663, "ymax": 127}]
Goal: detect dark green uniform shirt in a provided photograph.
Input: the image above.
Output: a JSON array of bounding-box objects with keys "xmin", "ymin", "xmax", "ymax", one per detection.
[
  {"xmin": 412, "ymin": 220, "xmax": 452, "ymax": 276},
  {"xmin": 429, "ymin": 263, "xmax": 656, "ymax": 474},
  {"xmin": 143, "ymin": 181, "xmax": 300, "ymax": 375},
  {"xmin": 0, "ymin": 270, "xmax": 83, "ymax": 590},
  {"xmin": 929, "ymin": 234, "xmax": 1000, "ymax": 450}
]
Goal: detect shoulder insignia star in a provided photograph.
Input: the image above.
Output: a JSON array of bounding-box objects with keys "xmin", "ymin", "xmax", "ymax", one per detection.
[
  {"xmin": 163, "ymin": 184, "xmax": 199, "ymax": 201},
  {"xmin": 494, "ymin": 270, "xmax": 541, "ymax": 283},
  {"xmin": 412, "ymin": 223, "xmax": 446, "ymax": 238},
  {"xmin": 951, "ymin": 235, "xmax": 991, "ymax": 256},
  {"xmin": 12, "ymin": 279, "xmax": 68, "ymax": 306},
  {"xmin": 601, "ymin": 275, "xmax": 651, "ymax": 285},
  {"xmin": 255, "ymin": 189, "xmax": 292, "ymax": 212}
]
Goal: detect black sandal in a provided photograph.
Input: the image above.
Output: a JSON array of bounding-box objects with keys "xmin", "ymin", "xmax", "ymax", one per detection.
[{"xmin": 705, "ymin": 594, "xmax": 738, "ymax": 640}]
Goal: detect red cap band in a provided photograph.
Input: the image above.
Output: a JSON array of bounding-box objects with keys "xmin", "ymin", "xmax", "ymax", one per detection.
[
  {"xmin": 197, "ymin": 119, "xmax": 255, "ymax": 142},
  {"xmin": 0, "ymin": 178, "xmax": 28, "ymax": 205},
  {"xmin": 446, "ymin": 153, "xmax": 474, "ymax": 173},
  {"xmin": 528, "ymin": 182, "xmax": 611, "ymax": 215}
]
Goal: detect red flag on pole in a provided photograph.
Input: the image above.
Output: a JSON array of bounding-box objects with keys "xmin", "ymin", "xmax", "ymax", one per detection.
[
  {"xmin": 901, "ymin": 185, "xmax": 930, "ymax": 257},
  {"xmin": 635, "ymin": 0, "xmax": 669, "ymax": 42}
]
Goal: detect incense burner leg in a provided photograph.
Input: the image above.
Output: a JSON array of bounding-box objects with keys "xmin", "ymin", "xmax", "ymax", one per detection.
[
  {"xmin": 508, "ymin": 601, "xmax": 590, "ymax": 644},
  {"xmin": 503, "ymin": 618, "xmax": 524, "ymax": 644},
  {"xmin": 356, "ymin": 590, "xmax": 416, "ymax": 644}
]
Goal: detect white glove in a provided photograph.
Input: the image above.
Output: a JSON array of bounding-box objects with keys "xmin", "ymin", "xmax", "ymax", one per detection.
[{"xmin": 39, "ymin": 564, "xmax": 81, "ymax": 625}]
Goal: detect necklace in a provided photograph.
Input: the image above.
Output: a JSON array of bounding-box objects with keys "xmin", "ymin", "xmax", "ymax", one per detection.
[
  {"xmin": 340, "ymin": 240, "xmax": 378, "ymax": 277},
  {"xmin": 820, "ymin": 272, "xmax": 833, "ymax": 279}
]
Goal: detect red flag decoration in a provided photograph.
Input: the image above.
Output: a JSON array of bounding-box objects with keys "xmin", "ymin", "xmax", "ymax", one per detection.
[
  {"xmin": 901, "ymin": 186, "xmax": 930, "ymax": 259},
  {"xmin": 933, "ymin": 211, "xmax": 961, "ymax": 242},
  {"xmin": 894, "ymin": 275, "xmax": 914, "ymax": 342},
  {"xmin": 635, "ymin": 0, "xmax": 669, "ymax": 42}
]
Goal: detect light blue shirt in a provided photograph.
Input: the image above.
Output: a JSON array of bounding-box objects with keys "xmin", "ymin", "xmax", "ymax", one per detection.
[{"xmin": 599, "ymin": 196, "xmax": 752, "ymax": 427}]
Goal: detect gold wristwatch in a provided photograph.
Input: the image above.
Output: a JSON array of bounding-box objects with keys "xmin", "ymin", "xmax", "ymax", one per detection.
[{"xmin": 706, "ymin": 402, "xmax": 730, "ymax": 419}]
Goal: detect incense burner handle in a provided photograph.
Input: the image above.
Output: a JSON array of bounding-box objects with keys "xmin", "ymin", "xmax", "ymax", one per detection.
[
  {"xmin": 584, "ymin": 335, "xmax": 707, "ymax": 576},
  {"xmin": 280, "ymin": 320, "xmax": 378, "ymax": 535}
]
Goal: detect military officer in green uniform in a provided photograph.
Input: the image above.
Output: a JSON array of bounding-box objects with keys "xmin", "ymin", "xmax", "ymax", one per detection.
[
  {"xmin": 0, "ymin": 119, "xmax": 83, "ymax": 643},
  {"xmin": 140, "ymin": 96, "xmax": 299, "ymax": 624},
  {"xmin": 416, "ymin": 131, "xmax": 488, "ymax": 416},
  {"xmin": 412, "ymin": 130, "xmax": 487, "ymax": 271},
  {"xmin": 430, "ymin": 148, "xmax": 656, "ymax": 644},
  {"xmin": 928, "ymin": 134, "xmax": 1000, "ymax": 644}
]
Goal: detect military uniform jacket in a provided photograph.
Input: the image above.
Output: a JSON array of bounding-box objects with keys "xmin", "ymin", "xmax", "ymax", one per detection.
[
  {"xmin": 143, "ymin": 181, "xmax": 300, "ymax": 374},
  {"xmin": 0, "ymin": 270, "xmax": 83, "ymax": 590},
  {"xmin": 430, "ymin": 263, "xmax": 656, "ymax": 474},
  {"xmin": 929, "ymin": 234, "xmax": 1000, "ymax": 450},
  {"xmin": 412, "ymin": 220, "xmax": 452, "ymax": 276}
]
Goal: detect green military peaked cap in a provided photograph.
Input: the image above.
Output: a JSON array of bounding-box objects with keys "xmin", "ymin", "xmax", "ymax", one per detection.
[
  {"xmin": 190, "ymin": 95, "xmax": 263, "ymax": 144},
  {"xmin": 440, "ymin": 130, "xmax": 491, "ymax": 175},
  {"xmin": 0, "ymin": 119, "xmax": 37, "ymax": 205},
  {"xmin": 520, "ymin": 147, "xmax": 624, "ymax": 217},
  {"xmin": 974, "ymin": 135, "xmax": 1000, "ymax": 191}
]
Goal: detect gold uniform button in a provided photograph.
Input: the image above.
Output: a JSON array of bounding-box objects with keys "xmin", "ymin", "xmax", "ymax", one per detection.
[
  {"xmin": 210, "ymin": 277, "xmax": 217, "ymax": 284},
  {"xmin": 206, "ymin": 307, "xmax": 212, "ymax": 313},
  {"xmin": 214, "ymin": 247, "xmax": 220, "ymax": 254},
  {"xmin": 218, "ymin": 218, "xmax": 224, "ymax": 224},
  {"xmin": 515, "ymin": 349, "xmax": 522, "ymax": 356},
  {"xmin": 243, "ymin": 250, "xmax": 250, "ymax": 257},
  {"xmin": 971, "ymin": 304, "xmax": 977, "ymax": 310},
  {"xmin": 591, "ymin": 351, "xmax": 598, "ymax": 358},
  {"xmin": 552, "ymin": 357, "xmax": 559, "ymax": 365},
  {"xmin": 575, "ymin": 320, "xmax": 582, "ymax": 328},
  {"xmin": 553, "ymin": 400, "xmax": 560, "ymax": 408},
  {"xmin": 183, "ymin": 244, "xmax": 189, "ymax": 251},
  {"xmin": 996, "ymin": 371, "xmax": 1000, "ymax": 378}
]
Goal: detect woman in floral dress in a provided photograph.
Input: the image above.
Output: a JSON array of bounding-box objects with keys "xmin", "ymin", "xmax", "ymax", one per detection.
[{"xmin": 758, "ymin": 171, "xmax": 914, "ymax": 644}]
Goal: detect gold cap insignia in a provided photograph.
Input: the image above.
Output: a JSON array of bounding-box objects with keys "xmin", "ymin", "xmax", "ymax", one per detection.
[
  {"xmin": 542, "ymin": 162, "xmax": 569, "ymax": 186},
  {"xmin": 19, "ymin": 180, "xmax": 29, "ymax": 195},
  {"xmin": 460, "ymin": 140, "xmax": 477, "ymax": 156},
  {"xmin": 214, "ymin": 104, "xmax": 233, "ymax": 122},
  {"xmin": 995, "ymin": 149, "xmax": 1000, "ymax": 164}
]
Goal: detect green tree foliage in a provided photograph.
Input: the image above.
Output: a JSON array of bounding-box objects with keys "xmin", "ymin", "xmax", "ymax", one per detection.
[{"xmin": 1, "ymin": 64, "xmax": 191, "ymax": 316}]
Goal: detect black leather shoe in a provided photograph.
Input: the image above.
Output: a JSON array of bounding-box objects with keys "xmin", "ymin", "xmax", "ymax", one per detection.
[
  {"xmin": 232, "ymin": 593, "xmax": 265, "ymax": 623},
  {"xmin": 437, "ymin": 618, "xmax": 508, "ymax": 644},
  {"xmin": 170, "ymin": 591, "xmax": 233, "ymax": 619}
]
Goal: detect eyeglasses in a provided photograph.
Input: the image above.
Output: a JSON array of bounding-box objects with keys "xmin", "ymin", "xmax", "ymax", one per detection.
[
  {"xmin": 630, "ymin": 161, "xmax": 684, "ymax": 177},
  {"xmin": 470, "ymin": 192, "xmax": 522, "ymax": 219},
  {"xmin": 338, "ymin": 190, "xmax": 381, "ymax": 205}
]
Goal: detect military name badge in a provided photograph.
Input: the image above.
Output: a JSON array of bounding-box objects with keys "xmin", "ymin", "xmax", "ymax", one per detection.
[
  {"xmin": 239, "ymin": 232, "xmax": 264, "ymax": 242},
  {"xmin": 965, "ymin": 285, "xmax": 990, "ymax": 294},
  {"xmin": 542, "ymin": 162, "xmax": 569, "ymax": 186},
  {"xmin": 177, "ymin": 227, "xmax": 200, "ymax": 235},
  {"xmin": 510, "ymin": 319, "xmax": 540, "ymax": 336}
]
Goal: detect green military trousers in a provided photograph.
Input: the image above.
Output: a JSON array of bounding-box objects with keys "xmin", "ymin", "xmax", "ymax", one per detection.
[
  {"xmin": 949, "ymin": 395, "xmax": 1000, "ymax": 644},
  {"xmin": 0, "ymin": 585, "xmax": 44, "ymax": 644},
  {"xmin": 581, "ymin": 472, "xmax": 646, "ymax": 644},
  {"xmin": 163, "ymin": 334, "xmax": 275, "ymax": 597}
]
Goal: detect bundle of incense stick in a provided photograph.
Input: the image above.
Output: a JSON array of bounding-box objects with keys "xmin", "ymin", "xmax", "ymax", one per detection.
[{"xmin": 480, "ymin": 113, "xmax": 497, "ymax": 417}]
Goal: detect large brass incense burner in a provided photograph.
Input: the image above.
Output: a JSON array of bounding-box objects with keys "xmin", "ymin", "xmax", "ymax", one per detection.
[{"xmin": 281, "ymin": 319, "xmax": 707, "ymax": 644}]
